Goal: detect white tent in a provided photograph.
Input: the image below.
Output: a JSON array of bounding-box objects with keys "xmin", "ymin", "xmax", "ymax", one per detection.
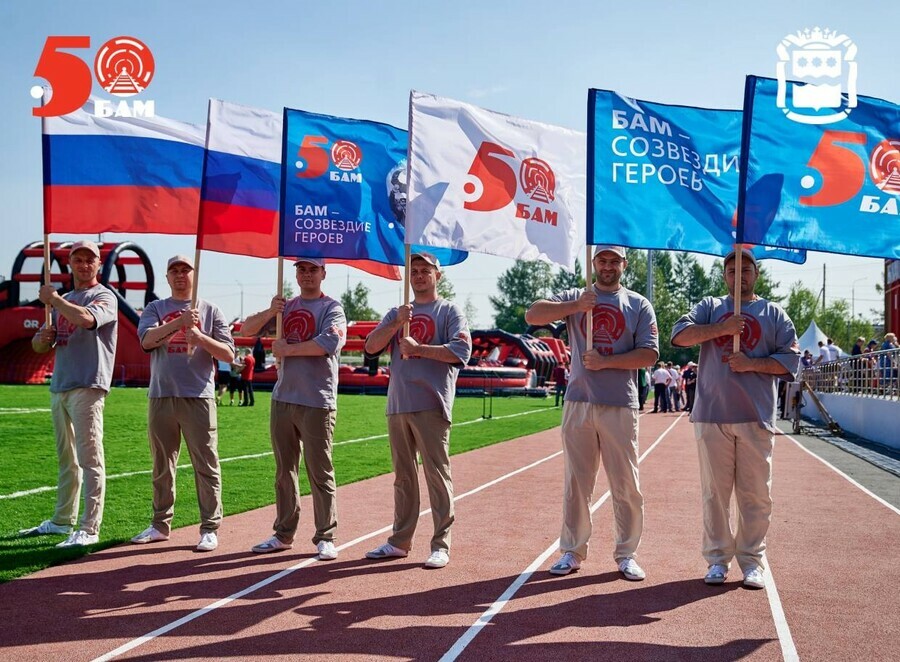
[{"xmin": 798, "ymin": 320, "xmax": 828, "ymax": 358}]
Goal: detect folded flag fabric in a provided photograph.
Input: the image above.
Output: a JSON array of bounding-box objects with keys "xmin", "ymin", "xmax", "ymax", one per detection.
[
  {"xmin": 42, "ymin": 94, "xmax": 204, "ymax": 235},
  {"xmin": 406, "ymin": 91, "xmax": 585, "ymax": 269},
  {"xmin": 588, "ymin": 88, "xmax": 805, "ymax": 264},
  {"xmin": 280, "ymin": 106, "xmax": 466, "ymax": 268},
  {"xmin": 738, "ymin": 75, "xmax": 900, "ymax": 259}
]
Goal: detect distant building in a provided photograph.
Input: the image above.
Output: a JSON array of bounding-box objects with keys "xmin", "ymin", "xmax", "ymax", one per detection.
[{"xmin": 887, "ymin": 259, "xmax": 900, "ymax": 335}]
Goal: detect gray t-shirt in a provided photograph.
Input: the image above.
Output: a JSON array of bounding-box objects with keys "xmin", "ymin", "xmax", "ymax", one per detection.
[
  {"xmin": 367, "ymin": 299, "xmax": 471, "ymax": 422},
  {"xmin": 49, "ymin": 284, "xmax": 118, "ymax": 394},
  {"xmin": 272, "ymin": 294, "xmax": 347, "ymax": 410},
  {"xmin": 671, "ymin": 296, "xmax": 800, "ymax": 430},
  {"xmin": 549, "ymin": 286, "xmax": 659, "ymax": 409},
  {"xmin": 138, "ymin": 297, "xmax": 234, "ymax": 399}
]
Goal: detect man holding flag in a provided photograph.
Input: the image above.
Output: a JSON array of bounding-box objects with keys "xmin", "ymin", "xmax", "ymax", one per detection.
[
  {"xmin": 671, "ymin": 247, "xmax": 799, "ymax": 588},
  {"xmin": 363, "ymin": 252, "xmax": 471, "ymax": 569},
  {"xmin": 22, "ymin": 240, "xmax": 118, "ymax": 547},
  {"xmin": 131, "ymin": 255, "xmax": 235, "ymax": 552},
  {"xmin": 241, "ymin": 258, "xmax": 346, "ymax": 560},
  {"xmin": 525, "ymin": 245, "xmax": 658, "ymax": 581}
]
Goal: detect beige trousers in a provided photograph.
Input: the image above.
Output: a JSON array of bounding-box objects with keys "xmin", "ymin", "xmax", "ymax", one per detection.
[
  {"xmin": 147, "ymin": 398, "xmax": 222, "ymax": 535},
  {"xmin": 51, "ymin": 388, "xmax": 107, "ymax": 535},
  {"xmin": 560, "ymin": 401, "xmax": 643, "ymax": 563},
  {"xmin": 387, "ymin": 409, "xmax": 453, "ymax": 554},
  {"xmin": 694, "ymin": 422, "xmax": 774, "ymax": 572},
  {"xmin": 269, "ymin": 400, "xmax": 338, "ymax": 545}
]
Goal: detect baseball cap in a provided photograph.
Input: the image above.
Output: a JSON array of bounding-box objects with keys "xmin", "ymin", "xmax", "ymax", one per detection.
[
  {"xmin": 293, "ymin": 257, "xmax": 325, "ymax": 267},
  {"xmin": 69, "ymin": 240, "xmax": 101, "ymax": 259},
  {"xmin": 167, "ymin": 254, "xmax": 194, "ymax": 270},
  {"xmin": 410, "ymin": 252, "xmax": 441, "ymax": 269},
  {"xmin": 723, "ymin": 247, "xmax": 757, "ymax": 268},
  {"xmin": 592, "ymin": 245, "xmax": 626, "ymax": 258}
]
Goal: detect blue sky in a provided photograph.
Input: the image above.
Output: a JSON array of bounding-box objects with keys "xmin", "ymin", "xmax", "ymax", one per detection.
[{"xmin": 1, "ymin": 1, "xmax": 896, "ymax": 326}]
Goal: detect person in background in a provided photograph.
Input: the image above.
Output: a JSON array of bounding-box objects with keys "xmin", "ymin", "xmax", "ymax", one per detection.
[
  {"xmin": 240, "ymin": 347, "xmax": 256, "ymax": 407},
  {"xmin": 637, "ymin": 364, "xmax": 650, "ymax": 411},
  {"xmin": 682, "ymin": 362, "xmax": 697, "ymax": 413},
  {"xmin": 651, "ymin": 361, "xmax": 671, "ymax": 413},
  {"xmin": 553, "ymin": 361, "xmax": 570, "ymax": 407}
]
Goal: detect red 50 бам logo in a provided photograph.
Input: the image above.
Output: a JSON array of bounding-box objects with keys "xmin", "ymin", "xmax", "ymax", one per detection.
[
  {"xmin": 800, "ymin": 130, "xmax": 900, "ymax": 216},
  {"xmin": 462, "ymin": 142, "xmax": 559, "ymax": 225},
  {"xmin": 294, "ymin": 136, "xmax": 364, "ymax": 184},
  {"xmin": 31, "ymin": 36, "xmax": 155, "ymax": 118}
]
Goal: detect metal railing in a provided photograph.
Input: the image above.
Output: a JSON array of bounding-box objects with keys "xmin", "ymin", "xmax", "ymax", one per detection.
[{"xmin": 801, "ymin": 347, "xmax": 899, "ymax": 401}]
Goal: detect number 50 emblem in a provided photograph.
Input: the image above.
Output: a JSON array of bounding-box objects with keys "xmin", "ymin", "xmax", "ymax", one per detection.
[{"xmin": 32, "ymin": 36, "xmax": 155, "ymax": 117}]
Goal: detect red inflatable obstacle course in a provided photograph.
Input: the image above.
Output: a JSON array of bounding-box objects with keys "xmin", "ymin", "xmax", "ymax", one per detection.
[{"xmin": 0, "ymin": 240, "xmax": 158, "ymax": 385}]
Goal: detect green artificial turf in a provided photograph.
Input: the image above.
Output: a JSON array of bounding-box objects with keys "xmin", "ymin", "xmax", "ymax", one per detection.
[{"xmin": 0, "ymin": 385, "xmax": 561, "ymax": 582}]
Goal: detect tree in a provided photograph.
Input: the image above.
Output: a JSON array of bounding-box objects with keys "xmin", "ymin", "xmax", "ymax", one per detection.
[
  {"xmin": 437, "ymin": 273, "xmax": 455, "ymax": 300},
  {"xmin": 463, "ymin": 296, "xmax": 478, "ymax": 328},
  {"xmin": 340, "ymin": 282, "xmax": 380, "ymax": 321},
  {"xmin": 490, "ymin": 260, "xmax": 553, "ymax": 333},
  {"xmin": 551, "ymin": 258, "xmax": 585, "ymax": 291},
  {"xmin": 282, "ymin": 279, "xmax": 295, "ymax": 299},
  {"xmin": 785, "ymin": 282, "xmax": 819, "ymax": 337}
]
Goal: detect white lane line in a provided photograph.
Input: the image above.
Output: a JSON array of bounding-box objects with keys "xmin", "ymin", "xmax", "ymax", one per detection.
[
  {"xmin": 91, "ymin": 441, "xmax": 565, "ymax": 661},
  {"xmin": 439, "ymin": 413, "xmax": 685, "ymax": 662},
  {"xmin": 763, "ymin": 565, "xmax": 799, "ymax": 662},
  {"xmin": 2, "ymin": 408, "xmax": 556, "ymax": 500},
  {"xmin": 784, "ymin": 433, "xmax": 900, "ymax": 516},
  {"xmin": 0, "ymin": 408, "xmax": 51, "ymax": 415}
]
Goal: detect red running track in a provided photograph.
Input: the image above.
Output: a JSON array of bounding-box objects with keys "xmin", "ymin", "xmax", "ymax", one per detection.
[{"xmin": 0, "ymin": 412, "xmax": 897, "ymax": 661}]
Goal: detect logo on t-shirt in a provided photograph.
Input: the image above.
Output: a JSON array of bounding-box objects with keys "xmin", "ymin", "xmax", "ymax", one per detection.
[
  {"xmin": 713, "ymin": 312, "xmax": 762, "ymax": 360},
  {"xmin": 284, "ymin": 308, "xmax": 316, "ymax": 343},
  {"xmin": 55, "ymin": 315, "xmax": 76, "ymax": 347},
  {"xmin": 408, "ymin": 314, "xmax": 435, "ymax": 344},
  {"xmin": 580, "ymin": 304, "xmax": 626, "ymax": 355},
  {"xmin": 161, "ymin": 311, "xmax": 188, "ymax": 353}
]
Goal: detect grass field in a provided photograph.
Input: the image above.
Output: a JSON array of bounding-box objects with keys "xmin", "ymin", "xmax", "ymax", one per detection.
[{"xmin": 0, "ymin": 385, "xmax": 562, "ymax": 583}]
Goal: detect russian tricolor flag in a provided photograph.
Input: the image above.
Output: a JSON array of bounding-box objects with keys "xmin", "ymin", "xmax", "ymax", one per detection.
[
  {"xmin": 42, "ymin": 96, "xmax": 205, "ymax": 235},
  {"xmin": 200, "ymin": 99, "xmax": 400, "ymax": 279}
]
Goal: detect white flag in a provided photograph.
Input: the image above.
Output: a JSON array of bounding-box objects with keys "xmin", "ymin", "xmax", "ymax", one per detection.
[{"xmin": 406, "ymin": 91, "xmax": 585, "ymax": 269}]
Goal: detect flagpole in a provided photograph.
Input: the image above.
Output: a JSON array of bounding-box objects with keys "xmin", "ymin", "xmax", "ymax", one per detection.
[
  {"xmin": 403, "ymin": 243, "xmax": 411, "ymax": 338},
  {"xmin": 187, "ymin": 247, "xmax": 202, "ymax": 356},
  {"xmin": 43, "ymin": 234, "xmax": 52, "ymax": 328},
  {"xmin": 585, "ymin": 245, "xmax": 593, "ymax": 347},
  {"xmin": 275, "ymin": 256, "xmax": 284, "ymax": 371},
  {"xmin": 732, "ymin": 244, "xmax": 743, "ymax": 353}
]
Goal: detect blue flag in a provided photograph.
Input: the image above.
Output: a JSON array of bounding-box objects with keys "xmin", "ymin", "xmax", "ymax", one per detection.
[
  {"xmin": 280, "ymin": 107, "xmax": 466, "ymax": 266},
  {"xmin": 588, "ymin": 89, "xmax": 806, "ymax": 264},
  {"xmin": 738, "ymin": 76, "xmax": 900, "ymax": 259}
]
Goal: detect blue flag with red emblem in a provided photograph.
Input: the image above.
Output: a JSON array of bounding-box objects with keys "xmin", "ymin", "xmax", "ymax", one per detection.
[
  {"xmin": 737, "ymin": 76, "xmax": 900, "ymax": 259},
  {"xmin": 280, "ymin": 107, "xmax": 466, "ymax": 266},
  {"xmin": 588, "ymin": 89, "xmax": 806, "ymax": 264}
]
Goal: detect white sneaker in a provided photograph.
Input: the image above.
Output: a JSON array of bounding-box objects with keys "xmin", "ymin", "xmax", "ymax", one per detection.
[
  {"xmin": 704, "ymin": 564, "xmax": 729, "ymax": 585},
  {"xmin": 131, "ymin": 526, "xmax": 169, "ymax": 545},
  {"xmin": 251, "ymin": 536, "xmax": 292, "ymax": 554},
  {"xmin": 549, "ymin": 552, "xmax": 581, "ymax": 576},
  {"xmin": 618, "ymin": 557, "xmax": 646, "ymax": 581},
  {"xmin": 316, "ymin": 540, "xmax": 338, "ymax": 560},
  {"xmin": 19, "ymin": 520, "xmax": 71, "ymax": 537},
  {"xmin": 365, "ymin": 542, "xmax": 408, "ymax": 559},
  {"xmin": 743, "ymin": 567, "xmax": 765, "ymax": 589},
  {"xmin": 424, "ymin": 550, "xmax": 450, "ymax": 568},
  {"xmin": 56, "ymin": 530, "xmax": 99, "ymax": 547},
  {"xmin": 197, "ymin": 532, "xmax": 218, "ymax": 552}
]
